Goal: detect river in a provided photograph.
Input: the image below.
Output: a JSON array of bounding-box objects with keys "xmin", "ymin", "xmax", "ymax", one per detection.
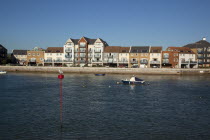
[{"xmin": 0, "ymin": 72, "xmax": 210, "ymax": 140}]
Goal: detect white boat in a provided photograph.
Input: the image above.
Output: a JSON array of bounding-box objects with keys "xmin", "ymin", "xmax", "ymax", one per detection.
[
  {"xmin": 0, "ymin": 71, "xmax": 7, "ymax": 74},
  {"xmin": 122, "ymin": 76, "xmax": 145, "ymax": 84}
]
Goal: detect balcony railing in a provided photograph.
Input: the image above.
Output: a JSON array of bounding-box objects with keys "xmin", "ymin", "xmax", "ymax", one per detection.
[
  {"xmin": 88, "ymin": 55, "xmax": 92, "ymax": 58},
  {"xmin": 65, "ymin": 49, "xmax": 72, "ymax": 52},
  {"xmin": 197, "ymin": 50, "xmax": 204, "ymax": 53},
  {"xmin": 75, "ymin": 55, "xmax": 79, "ymax": 58},
  {"xmin": 150, "ymin": 61, "xmax": 160, "ymax": 64},
  {"xmin": 80, "ymin": 55, "xmax": 86, "ymax": 58},
  {"xmin": 197, "ymin": 56, "xmax": 204, "ymax": 59},
  {"xmin": 54, "ymin": 60, "xmax": 62, "ymax": 63},
  {"xmin": 140, "ymin": 60, "xmax": 148, "ymax": 64},
  {"xmin": 181, "ymin": 61, "xmax": 197, "ymax": 64},
  {"xmin": 92, "ymin": 60, "xmax": 102, "ymax": 62},
  {"xmin": 44, "ymin": 60, "xmax": 52, "ymax": 62},
  {"xmin": 130, "ymin": 60, "xmax": 138, "ymax": 64},
  {"xmin": 118, "ymin": 60, "xmax": 128, "ymax": 63},
  {"xmin": 94, "ymin": 50, "xmax": 101, "ymax": 53},
  {"xmin": 163, "ymin": 55, "xmax": 169, "ymax": 59},
  {"xmin": 162, "ymin": 61, "xmax": 169, "ymax": 64},
  {"xmin": 79, "ymin": 49, "xmax": 86, "ymax": 52},
  {"xmin": 63, "ymin": 59, "xmax": 73, "ymax": 62},
  {"xmin": 94, "ymin": 55, "xmax": 101, "ymax": 58},
  {"xmin": 65, "ymin": 55, "xmax": 72, "ymax": 58},
  {"xmin": 106, "ymin": 55, "xmax": 113, "ymax": 58}
]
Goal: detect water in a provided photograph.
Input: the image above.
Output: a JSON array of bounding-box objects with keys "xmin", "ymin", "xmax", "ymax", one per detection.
[{"xmin": 0, "ymin": 72, "xmax": 210, "ymax": 140}]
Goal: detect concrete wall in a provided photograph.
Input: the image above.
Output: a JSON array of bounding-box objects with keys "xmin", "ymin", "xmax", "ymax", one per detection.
[{"xmin": 1, "ymin": 66, "xmax": 210, "ymax": 75}]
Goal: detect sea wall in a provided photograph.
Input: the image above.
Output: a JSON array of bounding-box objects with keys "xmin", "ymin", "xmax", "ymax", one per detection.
[{"xmin": 1, "ymin": 66, "xmax": 210, "ymax": 75}]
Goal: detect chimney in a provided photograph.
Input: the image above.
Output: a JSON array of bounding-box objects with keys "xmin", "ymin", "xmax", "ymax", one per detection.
[{"xmin": 202, "ymin": 37, "xmax": 206, "ymax": 41}]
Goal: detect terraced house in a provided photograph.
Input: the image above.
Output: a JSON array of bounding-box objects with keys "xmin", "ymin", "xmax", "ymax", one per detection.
[
  {"xmin": 12, "ymin": 50, "xmax": 27, "ymax": 65},
  {"xmin": 44, "ymin": 47, "xmax": 64, "ymax": 66},
  {"xmin": 63, "ymin": 37, "xmax": 108, "ymax": 67},
  {"xmin": 183, "ymin": 37, "xmax": 210, "ymax": 68},
  {"xmin": 118, "ymin": 47, "xmax": 130, "ymax": 67},
  {"xmin": 0, "ymin": 44, "xmax": 7, "ymax": 65},
  {"xmin": 27, "ymin": 47, "xmax": 45, "ymax": 66},
  {"xmin": 149, "ymin": 47, "xmax": 162, "ymax": 68},
  {"xmin": 129, "ymin": 46, "xmax": 150, "ymax": 68},
  {"xmin": 103, "ymin": 46, "xmax": 121, "ymax": 67}
]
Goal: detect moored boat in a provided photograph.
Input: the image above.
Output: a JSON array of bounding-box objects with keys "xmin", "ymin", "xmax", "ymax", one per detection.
[
  {"xmin": 122, "ymin": 76, "xmax": 145, "ymax": 84},
  {"xmin": 95, "ymin": 74, "xmax": 106, "ymax": 76},
  {"xmin": 0, "ymin": 71, "xmax": 7, "ymax": 74}
]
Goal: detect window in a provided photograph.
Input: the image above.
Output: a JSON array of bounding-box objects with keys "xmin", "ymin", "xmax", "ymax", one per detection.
[
  {"xmin": 37, "ymin": 53, "xmax": 40, "ymax": 56},
  {"xmin": 33, "ymin": 53, "xmax": 35, "ymax": 56}
]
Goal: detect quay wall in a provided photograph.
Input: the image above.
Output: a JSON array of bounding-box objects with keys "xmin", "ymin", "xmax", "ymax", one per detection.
[{"xmin": 1, "ymin": 66, "xmax": 210, "ymax": 75}]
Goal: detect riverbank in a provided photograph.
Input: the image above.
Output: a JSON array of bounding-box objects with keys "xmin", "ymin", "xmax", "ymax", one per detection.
[{"xmin": 1, "ymin": 66, "xmax": 210, "ymax": 75}]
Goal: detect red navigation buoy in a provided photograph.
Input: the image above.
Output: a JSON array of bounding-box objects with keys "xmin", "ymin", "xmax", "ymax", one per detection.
[{"xmin": 58, "ymin": 70, "xmax": 64, "ymax": 130}]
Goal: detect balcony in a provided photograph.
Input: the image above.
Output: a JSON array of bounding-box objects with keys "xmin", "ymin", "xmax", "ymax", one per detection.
[
  {"xmin": 181, "ymin": 61, "xmax": 197, "ymax": 64},
  {"xmin": 79, "ymin": 49, "xmax": 86, "ymax": 52},
  {"xmin": 92, "ymin": 60, "xmax": 102, "ymax": 63},
  {"xmin": 163, "ymin": 55, "xmax": 169, "ymax": 59},
  {"xmin": 197, "ymin": 50, "xmax": 204, "ymax": 53},
  {"xmin": 75, "ymin": 55, "xmax": 79, "ymax": 58},
  {"xmin": 44, "ymin": 60, "xmax": 52, "ymax": 62},
  {"xmin": 198, "ymin": 61, "xmax": 203, "ymax": 64},
  {"xmin": 130, "ymin": 60, "xmax": 138, "ymax": 64},
  {"xmin": 63, "ymin": 59, "xmax": 73, "ymax": 62},
  {"xmin": 107, "ymin": 55, "xmax": 113, "ymax": 58},
  {"xmin": 150, "ymin": 61, "xmax": 160, "ymax": 64},
  {"xmin": 65, "ymin": 55, "xmax": 72, "ymax": 58},
  {"xmin": 80, "ymin": 60, "xmax": 86, "ymax": 63},
  {"xmin": 140, "ymin": 60, "xmax": 148, "ymax": 64},
  {"xmin": 118, "ymin": 60, "xmax": 128, "ymax": 64},
  {"xmin": 162, "ymin": 60, "xmax": 169, "ymax": 64},
  {"xmin": 65, "ymin": 49, "xmax": 72, "ymax": 52},
  {"xmin": 94, "ymin": 55, "xmax": 101, "ymax": 58},
  {"xmin": 94, "ymin": 50, "xmax": 101, "ymax": 53},
  {"xmin": 54, "ymin": 60, "xmax": 62, "ymax": 63},
  {"xmin": 197, "ymin": 55, "xmax": 204, "ymax": 59},
  {"xmin": 88, "ymin": 55, "xmax": 92, "ymax": 58},
  {"xmin": 80, "ymin": 55, "xmax": 86, "ymax": 58}
]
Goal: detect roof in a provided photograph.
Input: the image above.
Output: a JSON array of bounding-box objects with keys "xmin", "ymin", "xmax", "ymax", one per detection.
[
  {"xmin": 183, "ymin": 40, "xmax": 210, "ymax": 48},
  {"xmin": 0, "ymin": 44, "xmax": 7, "ymax": 50},
  {"xmin": 130, "ymin": 46, "xmax": 150, "ymax": 53},
  {"xmin": 104, "ymin": 46, "xmax": 121, "ymax": 53},
  {"xmin": 150, "ymin": 46, "xmax": 162, "ymax": 53},
  {"xmin": 66, "ymin": 37, "xmax": 108, "ymax": 46},
  {"xmin": 166, "ymin": 47, "xmax": 195, "ymax": 54},
  {"xmin": 13, "ymin": 50, "xmax": 27, "ymax": 55},
  {"xmin": 119, "ymin": 47, "xmax": 130, "ymax": 53},
  {"xmin": 45, "ymin": 47, "xmax": 63, "ymax": 53}
]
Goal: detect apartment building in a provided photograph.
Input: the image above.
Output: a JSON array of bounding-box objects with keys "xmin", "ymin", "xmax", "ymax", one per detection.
[
  {"xmin": 64, "ymin": 37, "xmax": 108, "ymax": 67},
  {"xmin": 0, "ymin": 44, "xmax": 7, "ymax": 64},
  {"xmin": 12, "ymin": 50, "xmax": 27, "ymax": 65},
  {"xmin": 183, "ymin": 37, "xmax": 210, "ymax": 68}
]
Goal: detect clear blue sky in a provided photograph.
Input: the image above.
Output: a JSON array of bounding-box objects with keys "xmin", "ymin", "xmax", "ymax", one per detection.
[{"xmin": 1, "ymin": 0, "xmax": 210, "ymax": 52}]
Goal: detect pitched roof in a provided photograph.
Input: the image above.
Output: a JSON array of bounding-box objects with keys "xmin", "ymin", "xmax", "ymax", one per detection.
[
  {"xmin": 150, "ymin": 46, "xmax": 162, "ymax": 53},
  {"xmin": 166, "ymin": 47, "xmax": 195, "ymax": 54},
  {"xmin": 130, "ymin": 46, "xmax": 150, "ymax": 53},
  {"xmin": 104, "ymin": 46, "xmax": 121, "ymax": 53},
  {"xmin": 119, "ymin": 47, "xmax": 130, "ymax": 53},
  {"xmin": 182, "ymin": 40, "xmax": 210, "ymax": 48},
  {"xmin": 0, "ymin": 44, "xmax": 7, "ymax": 50},
  {"xmin": 13, "ymin": 50, "xmax": 27, "ymax": 55},
  {"xmin": 45, "ymin": 47, "xmax": 63, "ymax": 53}
]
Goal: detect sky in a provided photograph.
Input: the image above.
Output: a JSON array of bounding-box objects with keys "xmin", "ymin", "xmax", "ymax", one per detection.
[{"xmin": 0, "ymin": 0, "xmax": 210, "ymax": 52}]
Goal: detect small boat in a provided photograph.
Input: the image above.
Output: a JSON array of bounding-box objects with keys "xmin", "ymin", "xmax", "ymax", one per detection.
[
  {"xmin": 0, "ymin": 71, "xmax": 7, "ymax": 74},
  {"xmin": 122, "ymin": 76, "xmax": 145, "ymax": 84},
  {"xmin": 95, "ymin": 74, "xmax": 105, "ymax": 76}
]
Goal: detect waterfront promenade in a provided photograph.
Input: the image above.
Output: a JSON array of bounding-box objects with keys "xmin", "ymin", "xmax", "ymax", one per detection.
[{"xmin": 0, "ymin": 66, "xmax": 210, "ymax": 75}]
